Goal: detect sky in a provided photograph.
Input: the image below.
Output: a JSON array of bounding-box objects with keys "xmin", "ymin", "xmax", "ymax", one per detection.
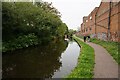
[{"xmin": 43, "ymin": 0, "xmax": 101, "ymax": 30}]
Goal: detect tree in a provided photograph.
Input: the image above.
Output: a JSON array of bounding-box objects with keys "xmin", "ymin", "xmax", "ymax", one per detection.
[{"xmin": 2, "ymin": 2, "xmax": 68, "ymax": 44}]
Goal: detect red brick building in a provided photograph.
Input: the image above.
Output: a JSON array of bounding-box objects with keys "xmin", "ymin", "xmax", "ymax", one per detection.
[
  {"xmin": 80, "ymin": 1, "xmax": 120, "ymax": 42},
  {"xmin": 81, "ymin": 8, "xmax": 98, "ymax": 35},
  {"xmin": 81, "ymin": 16, "xmax": 88, "ymax": 35}
]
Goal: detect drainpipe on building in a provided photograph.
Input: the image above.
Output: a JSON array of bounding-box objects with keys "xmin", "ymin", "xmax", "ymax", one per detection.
[
  {"xmin": 108, "ymin": 1, "xmax": 112, "ymax": 41},
  {"xmin": 95, "ymin": 14, "xmax": 97, "ymax": 36}
]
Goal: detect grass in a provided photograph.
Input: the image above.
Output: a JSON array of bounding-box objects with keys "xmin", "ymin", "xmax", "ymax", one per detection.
[
  {"xmin": 67, "ymin": 36, "xmax": 95, "ymax": 78},
  {"xmin": 91, "ymin": 38, "xmax": 119, "ymax": 64}
]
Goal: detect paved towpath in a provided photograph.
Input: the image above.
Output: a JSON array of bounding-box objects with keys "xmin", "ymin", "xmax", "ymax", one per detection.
[{"xmin": 79, "ymin": 38, "xmax": 118, "ymax": 78}]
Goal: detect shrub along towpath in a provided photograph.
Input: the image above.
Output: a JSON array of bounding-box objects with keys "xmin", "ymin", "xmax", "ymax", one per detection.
[
  {"xmin": 67, "ymin": 36, "xmax": 94, "ymax": 78},
  {"xmin": 80, "ymin": 38, "xmax": 118, "ymax": 78}
]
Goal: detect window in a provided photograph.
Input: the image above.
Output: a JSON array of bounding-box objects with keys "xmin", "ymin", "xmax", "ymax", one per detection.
[
  {"xmin": 90, "ymin": 16, "xmax": 92, "ymax": 20},
  {"xmin": 83, "ymin": 23, "xmax": 85, "ymax": 26},
  {"xmin": 86, "ymin": 28, "xmax": 88, "ymax": 32},
  {"xmin": 90, "ymin": 28, "xmax": 92, "ymax": 31}
]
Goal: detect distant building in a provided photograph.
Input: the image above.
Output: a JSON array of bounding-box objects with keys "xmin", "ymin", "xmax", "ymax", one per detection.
[{"xmin": 81, "ymin": 8, "xmax": 98, "ymax": 36}]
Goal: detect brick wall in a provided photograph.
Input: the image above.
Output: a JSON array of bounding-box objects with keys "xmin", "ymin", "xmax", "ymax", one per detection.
[
  {"xmin": 96, "ymin": 2, "xmax": 109, "ymax": 40},
  {"xmin": 118, "ymin": 2, "xmax": 120, "ymax": 42},
  {"xmin": 110, "ymin": 2, "xmax": 119, "ymax": 41},
  {"xmin": 96, "ymin": 2, "xmax": 119, "ymax": 41},
  {"xmin": 80, "ymin": 1, "xmax": 120, "ymax": 42}
]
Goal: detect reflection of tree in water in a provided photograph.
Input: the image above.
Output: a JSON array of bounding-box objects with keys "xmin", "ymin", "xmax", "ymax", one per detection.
[{"xmin": 2, "ymin": 39, "xmax": 68, "ymax": 78}]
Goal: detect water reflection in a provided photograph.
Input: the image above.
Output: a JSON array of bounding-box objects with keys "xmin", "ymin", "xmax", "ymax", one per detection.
[
  {"xmin": 2, "ymin": 39, "xmax": 68, "ymax": 78},
  {"xmin": 52, "ymin": 40, "xmax": 80, "ymax": 78}
]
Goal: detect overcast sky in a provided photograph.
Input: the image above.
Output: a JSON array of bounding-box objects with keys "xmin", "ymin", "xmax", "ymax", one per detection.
[{"xmin": 43, "ymin": 0, "xmax": 101, "ymax": 30}]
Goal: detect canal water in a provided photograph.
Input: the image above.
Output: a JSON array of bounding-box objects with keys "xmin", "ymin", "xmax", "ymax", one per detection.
[{"xmin": 2, "ymin": 39, "xmax": 80, "ymax": 78}]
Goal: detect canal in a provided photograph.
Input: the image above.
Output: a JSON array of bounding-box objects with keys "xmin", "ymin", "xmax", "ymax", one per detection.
[{"xmin": 2, "ymin": 39, "xmax": 80, "ymax": 78}]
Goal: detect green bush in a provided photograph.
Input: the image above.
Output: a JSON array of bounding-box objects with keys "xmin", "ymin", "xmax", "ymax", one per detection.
[{"xmin": 2, "ymin": 33, "xmax": 39, "ymax": 52}]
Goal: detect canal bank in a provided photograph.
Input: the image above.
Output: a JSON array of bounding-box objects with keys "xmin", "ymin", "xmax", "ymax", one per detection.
[{"xmin": 67, "ymin": 36, "xmax": 95, "ymax": 78}]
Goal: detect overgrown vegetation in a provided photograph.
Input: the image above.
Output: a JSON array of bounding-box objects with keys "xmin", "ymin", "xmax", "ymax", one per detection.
[
  {"xmin": 2, "ymin": 2, "xmax": 68, "ymax": 52},
  {"xmin": 91, "ymin": 38, "xmax": 119, "ymax": 64},
  {"xmin": 67, "ymin": 36, "xmax": 94, "ymax": 78},
  {"xmin": 68, "ymin": 29, "xmax": 76, "ymax": 37},
  {"xmin": 2, "ymin": 33, "xmax": 39, "ymax": 52}
]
